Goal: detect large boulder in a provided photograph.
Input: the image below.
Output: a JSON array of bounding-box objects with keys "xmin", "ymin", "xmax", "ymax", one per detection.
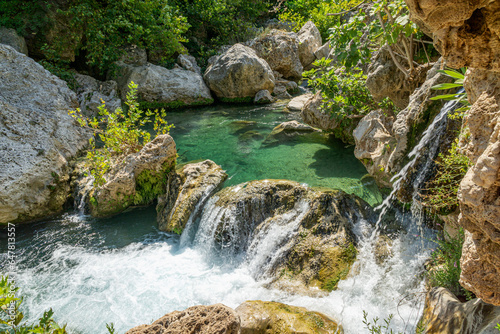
[
  {"xmin": 353, "ymin": 109, "xmax": 396, "ymax": 188},
  {"xmin": 113, "ymin": 62, "xmax": 213, "ymax": 108},
  {"xmin": 236, "ymin": 301, "xmax": 343, "ymax": 334},
  {"xmin": 201, "ymin": 180, "xmax": 373, "ymax": 293},
  {"xmin": 287, "ymin": 93, "xmax": 313, "ymax": 111},
  {"xmin": 366, "ymin": 45, "xmax": 430, "ymax": 110},
  {"xmin": 125, "ymin": 304, "xmax": 240, "ymax": 334},
  {"xmin": 204, "ymin": 44, "xmax": 275, "ymax": 102},
  {"xmin": 0, "ymin": 27, "xmax": 28, "ymax": 55},
  {"xmin": 89, "ymin": 134, "xmax": 176, "ymax": 218},
  {"xmin": 247, "ymin": 29, "xmax": 303, "ymax": 80},
  {"xmin": 0, "ymin": 44, "xmax": 89, "ymax": 224},
  {"xmin": 300, "ymin": 92, "xmax": 337, "ymax": 131},
  {"xmin": 157, "ymin": 160, "xmax": 227, "ymax": 234},
  {"xmin": 297, "ymin": 21, "xmax": 322, "ymax": 68},
  {"xmin": 74, "ymin": 73, "xmax": 121, "ymax": 116},
  {"xmin": 419, "ymin": 287, "xmax": 500, "ymax": 333}
]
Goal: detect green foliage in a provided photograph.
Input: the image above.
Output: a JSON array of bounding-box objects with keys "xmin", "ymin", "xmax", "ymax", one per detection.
[
  {"xmin": 420, "ymin": 139, "xmax": 471, "ymax": 215},
  {"xmin": 431, "ymin": 68, "xmax": 470, "ymax": 119},
  {"xmin": 277, "ymin": 0, "xmax": 362, "ymax": 39},
  {"xmin": 171, "ymin": 0, "xmax": 269, "ymax": 65},
  {"xmin": 427, "ymin": 228, "xmax": 474, "ymax": 300},
  {"xmin": 362, "ymin": 312, "xmax": 401, "ymax": 334},
  {"xmin": 303, "ymin": 58, "xmax": 395, "ymax": 143},
  {"xmin": 105, "ymin": 323, "xmax": 115, "ymax": 334},
  {"xmin": 330, "ymin": 0, "xmax": 434, "ymax": 74},
  {"xmin": 60, "ymin": 0, "xmax": 189, "ymax": 73},
  {"xmin": 0, "ymin": 0, "xmax": 48, "ymax": 37},
  {"xmin": 69, "ymin": 81, "xmax": 173, "ymax": 188},
  {"xmin": 0, "ymin": 275, "xmax": 67, "ymax": 334},
  {"xmin": 496, "ymin": 323, "xmax": 500, "ymax": 332}
]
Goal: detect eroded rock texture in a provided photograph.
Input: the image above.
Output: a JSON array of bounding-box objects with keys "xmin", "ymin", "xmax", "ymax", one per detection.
[
  {"xmin": 0, "ymin": 44, "xmax": 89, "ymax": 224},
  {"xmin": 406, "ymin": 0, "xmax": 500, "ymax": 71},
  {"xmin": 125, "ymin": 304, "xmax": 240, "ymax": 334},
  {"xmin": 458, "ymin": 68, "xmax": 500, "ymax": 305},
  {"xmin": 405, "ymin": 0, "xmax": 500, "ymax": 305}
]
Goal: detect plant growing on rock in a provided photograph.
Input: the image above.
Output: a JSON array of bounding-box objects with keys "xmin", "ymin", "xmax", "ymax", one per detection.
[
  {"xmin": 69, "ymin": 81, "xmax": 173, "ymax": 188},
  {"xmin": 430, "ymin": 68, "xmax": 470, "ymax": 119},
  {"xmin": 420, "ymin": 138, "xmax": 471, "ymax": 215},
  {"xmin": 0, "ymin": 275, "xmax": 67, "ymax": 333},
  {"xmin": 426, "ymin": 228, "xmax": 474, "ymax": 300}
]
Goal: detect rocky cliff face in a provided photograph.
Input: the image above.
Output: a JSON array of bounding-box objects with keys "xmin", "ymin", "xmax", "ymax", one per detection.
[
  {"xmin": 0, "ymin": 44, "xmax": 90, "ymax": 224},
  {"xmin": 405, "ymin": 0, "xmax": 500, "ymax": 305}
]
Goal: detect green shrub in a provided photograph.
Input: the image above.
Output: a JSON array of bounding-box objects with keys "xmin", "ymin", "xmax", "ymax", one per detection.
[
  {"xmin": 420, "ymin": 138, "xmax": 471, "ymax": 215},
  {"xmin": 61, "ymin": 0, "xmax": 189, "ymax": 74},
  {"xmin": 303, "ymin": 59, "xmax": 395, "ymax": 143},
  {"xmin": 0, "ymin": 0, "xmax": 48, "ymax": 37},
  {"xmin": 276, "ymin": 0, "xmax": 362, "ymax": 39},
  {"xmin": 329, "ymin": 0, "xmax": 435, "ymax": 75},
  {"xmin": 427, "ymin": 227, "xmax": 474, "ymax": 300},
  {"xmin": 0, "ymin": 275, "xmax": 67, "ymax": 333},
  {"xmin": 69, "ymin": 81, "xmax": 173, "ymax": 188}
]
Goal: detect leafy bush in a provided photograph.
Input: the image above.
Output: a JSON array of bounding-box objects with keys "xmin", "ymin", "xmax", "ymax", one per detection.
[
  {"xmin": 172, "ymin": 0, "xmax": 269, "ymax": 65},
  {"xmin": 276, "ymin": 0, "xmax": 362, "ymax": 39},
  {"xmin": 303, "ymin": 58, "xmax": 395, "ymax": 143},
  {"xmin": 0, "ymin": 275, "xmax": 67, "ymax": 333},
  {"xmin": 329, "ymin": 0, "xmax": 435, "ymax": 75},
  {"xmin": 62, "ymin": 0, "xmax": 189, "ymax": 74},
  {"xmin": 427, "ymin": 228, "xmax": 474, "ymax": 300},
  {"xmin": 69, "ymin": 81, "xmax": 173, "ymax": 188},
  {"xmin": 430, "ymin": 68, "xmax": 470, "ymax": 119},
  {"xmin": 0, "ymin": 0, "xmax": 48, "ymax": 37},
  {"xmin": 420, "ymin": 139, "xmax": 471, "ymax": 215}
]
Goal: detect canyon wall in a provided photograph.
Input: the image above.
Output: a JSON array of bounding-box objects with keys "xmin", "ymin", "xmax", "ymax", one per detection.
[{"xmin": 405, "ymin": 0, "xmax": 500, "ymax": 305}]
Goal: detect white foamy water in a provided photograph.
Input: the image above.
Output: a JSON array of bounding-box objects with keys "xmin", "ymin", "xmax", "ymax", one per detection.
[{"xmin": 6, "ymin": 204, "xmax": 433, "ymax": 334}]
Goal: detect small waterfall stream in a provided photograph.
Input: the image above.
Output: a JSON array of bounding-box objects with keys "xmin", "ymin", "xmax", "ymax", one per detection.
[{"xmin": 0, "ymin": 98, "xmax": 463, "ymax": 333}]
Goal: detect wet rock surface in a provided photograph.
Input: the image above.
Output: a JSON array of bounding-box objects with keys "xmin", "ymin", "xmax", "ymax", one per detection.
[{"xmin": 157, "ymin": 159, "xmax": 227, "ymax": 234}]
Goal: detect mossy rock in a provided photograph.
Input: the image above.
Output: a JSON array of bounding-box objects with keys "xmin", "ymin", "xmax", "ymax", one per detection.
[
  {"xmin": 236, "ymin": 301, "xmax": 343, "ymax": 334},
  {"xmin": 139, "ymin": 98, "xmax": 214, "ymax": 110},
  {"xmin": 220, "ymin": 96, "xmax": 253, "ymax": 103}
]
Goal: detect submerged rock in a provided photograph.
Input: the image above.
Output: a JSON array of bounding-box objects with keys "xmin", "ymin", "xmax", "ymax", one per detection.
[
  {"xmin": 0, "ymin": 44, "xmax": 90, "ymax": 224},
  {"xmin": 204, "ymin": 44, "xmax": 275, "ymax": 101},
  {"xmin": 297, "ymin": 21, "xmax": 322, "ymax": 68},
  {"xmin": 236, "ymin": 301, "xmax": 343, "ymax": 334},
  {"xmin": 89, "ymin": 134, "xmax": 176, "ymax": 218},
  {"xmin": 420, "ymin": 287, "xmax": 500, "ymax": 334},
  {"xmin": 247, "ymin": 29, "xmax": 303, "ymax": 80},
  {"xmin": 74, "ymin": 73, "xmax": 121, "ymax": 116},
  {"xmin": 113, "ymin": 61, "xmax": 213, "ymax": 108},
  {"xmin": 125, "ymin": 304, "xmax": 240, "ymax": 334},
  {"xmin": 287, "ymin": 93, "xmax": 313, "ymax": 111},
  {"xmin": 205, "ymin": 180, "xmax": 373, "ymax": 293},
  {"xmin": 157, "ymin": 160, "xmax": 227, "ymax": 233}
]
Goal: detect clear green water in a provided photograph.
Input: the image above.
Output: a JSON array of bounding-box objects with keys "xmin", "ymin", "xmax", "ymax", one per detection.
[{"xmin": 166, "ymin": 101, "xmax": 382, "ymax": 206}]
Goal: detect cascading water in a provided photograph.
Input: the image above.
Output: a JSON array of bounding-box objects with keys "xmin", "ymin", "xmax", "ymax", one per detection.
[{"xmin": 0, "ymin": 99, "xmax": 462, "ymax": 334}]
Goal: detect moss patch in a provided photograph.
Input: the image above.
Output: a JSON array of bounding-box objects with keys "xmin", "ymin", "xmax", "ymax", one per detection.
[
  {"xmin": 139, "ymin": 98, "xmax": 214, "ymax": 110},
  {"xmin": 319, "ymin": 243, "xmax": 357, "ymax": 291},
  {"xmin": 133, "ymin": 165, "xmax": 172, "ymax": 205},
  {"xmin": 219, "ymin": 96, "xmax": 253, "ymax": 103}
]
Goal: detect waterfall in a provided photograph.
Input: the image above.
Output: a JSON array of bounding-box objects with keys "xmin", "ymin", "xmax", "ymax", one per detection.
[{"xmin": 374, "ymin": 94, "xmax": 463, "ymax": 227}]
